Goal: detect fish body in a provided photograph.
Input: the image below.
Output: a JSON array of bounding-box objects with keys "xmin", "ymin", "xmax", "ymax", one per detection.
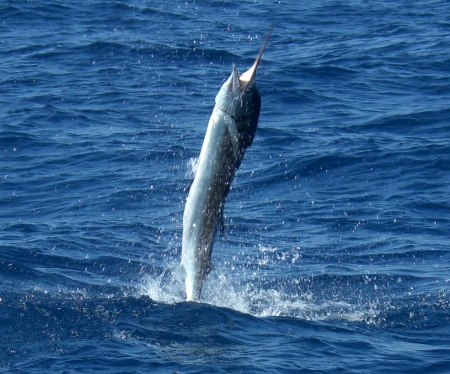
[{"xmin": 182, "ymin": 31, "xmax": 271, "ymax": 302}]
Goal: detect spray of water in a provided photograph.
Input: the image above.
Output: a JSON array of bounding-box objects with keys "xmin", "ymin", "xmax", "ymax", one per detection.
[{"xmin": 137, "ymin": 259, "xmax": 381, "ymax": 324}]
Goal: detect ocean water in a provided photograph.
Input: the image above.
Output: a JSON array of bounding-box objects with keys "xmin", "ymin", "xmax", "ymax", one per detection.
[{"xmin": 1, "ymin": 0, "xmax": 450, "ymax": 373}]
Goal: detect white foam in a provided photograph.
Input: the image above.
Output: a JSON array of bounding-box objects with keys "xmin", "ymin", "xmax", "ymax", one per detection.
[
  {"xmin": 138, "ymin": 261, "xmax": 185, "ymax": 304},
  {"xmin": 186, "ymin": 157, "xmax": 199, "ymax": 178},
  {"xmin": 138, "ymin": 264, "xmax": 380, "ymax": 324}
]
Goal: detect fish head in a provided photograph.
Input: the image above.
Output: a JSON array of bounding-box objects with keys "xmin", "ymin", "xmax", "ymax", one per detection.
[
  {"xmin": 215, "ymin": 29, "xmax": 271, "ymax": 120},
  {"xmin": 214, "ymin": 63, "xmax": 259, "ymax": 119}
]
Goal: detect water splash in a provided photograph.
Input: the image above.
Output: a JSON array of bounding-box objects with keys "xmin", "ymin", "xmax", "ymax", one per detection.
[
  {"xmin": 138, "ymin": 260, "xmax": 185, "ymax": 304},
  {"xmin": 186, "ymin": 157, "xmax": 198, "ymax": 178},
  {"xmin": 138, "ymin": 263, "xmax": 381, "ymax": 324}
]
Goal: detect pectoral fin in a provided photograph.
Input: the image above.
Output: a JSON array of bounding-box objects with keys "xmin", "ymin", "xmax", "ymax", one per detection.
[{"xmin": 224, "ymin": 114, "xmax": 239, "ymax": 158}]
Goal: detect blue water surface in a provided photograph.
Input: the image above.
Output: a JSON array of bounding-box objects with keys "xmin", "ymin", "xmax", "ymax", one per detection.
[{"xmin": 1, "ymin": 1, "xmax": 450, "ymax": 373}]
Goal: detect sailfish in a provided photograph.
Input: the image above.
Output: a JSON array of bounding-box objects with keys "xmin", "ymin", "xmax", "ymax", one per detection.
[{"xmin": 182, "ymin": 29, "xmax": 272, "ymax": 302}]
